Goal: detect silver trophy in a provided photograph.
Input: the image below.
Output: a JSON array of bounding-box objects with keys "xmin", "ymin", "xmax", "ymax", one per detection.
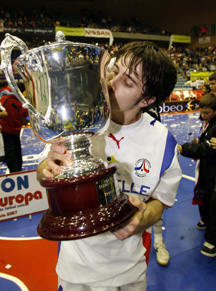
[{"xmin": 0, "ymin": 32, "xmax": 136, "ymax": 240}]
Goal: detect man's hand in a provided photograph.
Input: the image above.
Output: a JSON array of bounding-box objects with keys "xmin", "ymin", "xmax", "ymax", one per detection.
[
  {"xmin": 37, "ymin": 143, "xmax": 73, "ymax": 181},
  {"xmin": 0, "ymin": 109, "xmax": 8, "ymax": 118},
  {"xmin": 112, "ymin": 196, "xmax": 146, "ymax": 240},
  {"xmin": 210, "ymin": 137, "xmax": 216, "ymax": 149},
  {"xmin": 112, "ymin": 196, "xmax": 164, "ymax": 240}
]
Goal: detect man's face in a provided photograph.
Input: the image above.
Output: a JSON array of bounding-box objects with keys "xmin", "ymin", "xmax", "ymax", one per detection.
[
  {"xmin": 209, "ymin": 79, "xmax": 216, "ymax": 93},
  {"xmin": 200, "ymin": 107, "xmax": 216, "ymax": 123},
  {"xmin": 107, "ymin": 56, "xmax": 145, "ymax": 113}
]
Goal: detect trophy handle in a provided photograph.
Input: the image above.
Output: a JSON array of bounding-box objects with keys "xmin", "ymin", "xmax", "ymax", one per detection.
[{"xmin": 0, "ymin": 33, "xmax": 39, "ymax": 116}]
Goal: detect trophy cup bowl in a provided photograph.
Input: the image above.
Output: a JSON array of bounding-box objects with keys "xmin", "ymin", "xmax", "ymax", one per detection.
[{"xmin": 0, "ymin": 31, "xmax": 137, "ymax": 240}]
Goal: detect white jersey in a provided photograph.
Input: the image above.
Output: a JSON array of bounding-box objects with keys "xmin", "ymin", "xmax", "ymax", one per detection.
[{"xmin": 56, "ymin": 113, "xmax": 182, "ymax": 287}]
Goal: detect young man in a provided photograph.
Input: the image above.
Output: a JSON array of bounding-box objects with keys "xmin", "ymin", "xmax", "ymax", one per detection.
[
  {"xmin": 178, "ymin": 93, "xmax": 216, "ymax": 257},
  {"xmin": 37, "ymin": 41, "xmax": 182, "ymax": 290},
  {"xmin": 0, "ymin": 80, "xmax": 28, "ymax": 173}
]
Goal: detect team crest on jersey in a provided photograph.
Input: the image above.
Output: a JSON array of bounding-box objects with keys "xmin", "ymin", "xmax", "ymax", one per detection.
[{"xmin": 134, "ymin": 158, "xmax": 151, "ymax": 177}]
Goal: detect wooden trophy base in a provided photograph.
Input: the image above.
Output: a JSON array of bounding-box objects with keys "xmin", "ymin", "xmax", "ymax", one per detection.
[{"xmin": 37, "ymin": 166, "xmax": 137, "ymax": 240}]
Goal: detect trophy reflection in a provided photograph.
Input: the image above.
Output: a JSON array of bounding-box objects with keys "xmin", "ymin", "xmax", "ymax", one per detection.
[{"xmin": 0, "ymin": 31, "xmax": 136, "ymax": 240}]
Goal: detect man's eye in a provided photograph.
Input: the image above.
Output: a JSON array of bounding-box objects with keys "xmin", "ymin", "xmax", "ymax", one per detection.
[{"xmin": 124, "ymin": 80, "xmax": 132, "ymax": 87}]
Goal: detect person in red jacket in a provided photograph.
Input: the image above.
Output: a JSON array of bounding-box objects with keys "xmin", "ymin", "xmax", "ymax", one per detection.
[{"xmin": 0, "ymin": 80, "xmax": 28, "ymax": 173}]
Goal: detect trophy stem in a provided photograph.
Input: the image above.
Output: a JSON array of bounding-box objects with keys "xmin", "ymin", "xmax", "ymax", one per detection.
[
  {"xmin": 55, "ymin": 133, "xmax": 105, "ymax": 179},
  {"xmin": 62, "ymin": 133, "xmax": 93, "ymax": 159}
]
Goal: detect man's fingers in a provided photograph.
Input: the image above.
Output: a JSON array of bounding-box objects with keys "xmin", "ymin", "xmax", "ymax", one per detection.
[
  {"xmin": 50, "ymin": 143, "xmax": 66, "ymax": 153},
  {"xmin": 112, "ymin": 223, "xmax": 136, "ymax": 240},
  {"xmin": 129, "ymin": 196, "xmax": 146, "ymax": 212},
  {"xmin": 42, "ymin": 168, "xmax": 54, "ymax": 179},
  {"xmin": 48, "ymin": 144, "xmax": 73, "ymax": 166},
  {"xmin": 47, "ymin": 159, "xmax": 63, "ymax": 174}
]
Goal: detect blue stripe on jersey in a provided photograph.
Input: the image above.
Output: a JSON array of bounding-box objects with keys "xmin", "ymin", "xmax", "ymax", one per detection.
[
  {"xmin": 160, "ymin": 131, "xmax": 177, "ymax": 177},
  {"xmin": 58, "ymin": 241, "xmax": 61, "ymax": 256},
  {"xmin": 150, "ymin": 119, "xmax": 157, "ymax": 125}
]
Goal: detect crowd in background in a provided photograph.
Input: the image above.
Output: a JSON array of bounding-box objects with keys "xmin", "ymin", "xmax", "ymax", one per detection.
[
  {"xmin": 169, "ymin": 46, "xmax": 216, "ymax": 79},
  {"xmin": 1, "ymin": 4, "xmax": 216, "ymax": 87},
  {"xmin": 100, "ymin": 44, "xmax": 216, "ymax": 78},
  {"xmin": 0, "ymin": 4, "xmax": 171, "ymax": 35}
]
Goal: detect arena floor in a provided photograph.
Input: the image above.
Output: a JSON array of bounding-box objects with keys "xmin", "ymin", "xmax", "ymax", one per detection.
[{"xmin": 0, "ymin": 111, "xmax": 216, "ymax": 291}]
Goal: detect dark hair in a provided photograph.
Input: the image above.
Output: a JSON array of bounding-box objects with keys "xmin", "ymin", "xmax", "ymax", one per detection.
[
  {"xmin": 203, "ymin": 83, "xmax": 211, "ymax": 93},
  {"xmin": 209, "ymin": 72, "xmax": 216, "ymax": 81},
  {"xmin": 115, "ymin": 41, "xmax": 177, "ymax": 106},
  {"xmin": 0, "ymin": 80, "xmax": 25, "ymax": 93},
  {"xmin": 17, "ymin": 81, "xmax": 25, "ymax": 93},
  {"xmin": 199, "ymin": 93, "xmax": 216, "ymax": 111},
  {"xmin": 0, "ymin": 80, "xmax": 9, "ymax": 88}
]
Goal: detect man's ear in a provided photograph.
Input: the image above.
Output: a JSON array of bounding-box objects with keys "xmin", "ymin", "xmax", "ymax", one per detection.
[{"xmin": 139, "ymin": 96, "xmax": 156, "ymax": 108}]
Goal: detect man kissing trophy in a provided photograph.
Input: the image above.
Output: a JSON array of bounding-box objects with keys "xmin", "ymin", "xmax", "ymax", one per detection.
[{"xmin": 0, "ymin": 31, "xmax": 136, "ymax": 240}]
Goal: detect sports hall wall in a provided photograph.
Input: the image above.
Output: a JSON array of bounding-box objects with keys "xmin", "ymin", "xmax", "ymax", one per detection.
[{"xmin": 1, "ymin": 0, "xmax": 215, "ymax": 44}]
